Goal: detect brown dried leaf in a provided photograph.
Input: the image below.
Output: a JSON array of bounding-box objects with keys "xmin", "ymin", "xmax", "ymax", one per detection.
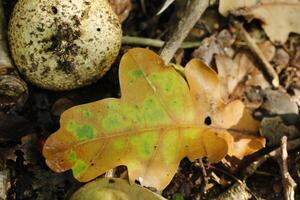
[
  {"xmin": 215, "ymin": 52, "xmax": 270, "ymax": 102},
  {"xmin": 108, "ymin": 0, "xmax": 132, "ymax": 23},
  {"xmin": 259, "ymin": 41, "xmax": 275, "ymax": 62},
  {"xmin": 219, "ymin": 0, "xmax": 256, "ymax": 16},
  {"xmin": 51, "ymin": 98, "xmax": 74, "ymax": 117},
  {"xmin": 219, "ymin": 0, "xmax": 299, "ymax": 16},
  {"xmin": 192, "ymin": 30, "xmax": 234, "ymax": 66},
  {"xmin": 241, "ymin": 2, "xmax": 300, "ymax": 43}
]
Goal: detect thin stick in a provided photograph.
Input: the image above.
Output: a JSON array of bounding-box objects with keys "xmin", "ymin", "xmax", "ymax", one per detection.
[
  {"xmin": 0, "ymin": 1, "xmax": 28, "ymax": 111},
  {"xmin": 159, "ymin": 0, "xmax": 209, "ymax": 64},
  {"xmin": 279, "ymin": 136, "xmax": 296, "ymax": 200},
  {"xmin": 122, "ymin": 36, "xmax": 201, "ymax": 49},
  {"xmin": 236, "ymin": 23, "xmax": 279, "ymax": 88},
  {"xmin": 217, "ymin": 137, "xmax": 300, "ymax": 200},
  {"xmin": 198, "ymin": 159, "xmax": 209, "ymax": 194},
  {"xmin": 242, "ymin": 137, "xmax": 300, "ymax": 179}
]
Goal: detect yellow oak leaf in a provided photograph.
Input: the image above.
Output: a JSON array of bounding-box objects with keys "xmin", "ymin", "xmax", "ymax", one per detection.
[{"xmin": 43, "ymin": 48, "xmax": 265, "ymax": 190}]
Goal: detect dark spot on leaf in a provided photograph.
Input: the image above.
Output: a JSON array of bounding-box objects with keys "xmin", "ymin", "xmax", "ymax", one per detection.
[{"xmin": 204, "ymin": 116, "xmax": 211, "ymax": 126}]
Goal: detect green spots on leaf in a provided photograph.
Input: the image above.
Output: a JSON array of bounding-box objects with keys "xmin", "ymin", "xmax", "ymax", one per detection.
[
  {"xmin": 66, "ymin": 121, "xmax": 77, "ymax": 132},
  {"xmin": 112, "ymin": 139, "xmax": 126, "ymax": 151},
  {"xmin": 66, "ymin": 121, "xmax": 96, "ymax": 140},
  {"xmin": 123, "ymin": 104, "xmax": 144, "ymax": 124},
  {"xmin": 69, "ymin": 150, "xmax": 77, "ymax": 161},
  {"xmin": 82, "ymin": 110, "xmax": 93, "ymax": 118},
  {"xmin": 72, "ymin": 160, "xmax": 88, "ymax": 178},
  {"xmin": 163, "ymin": 130, "xmax": 180, "ymax": 165},
  {"xmin": 68, "ymin": 151, "xmax": 88, "ymax": 178},
  {"xmin": 130, "ymin": 131, "xmax": 158, "ymax": 159},
  {"xmin": 142, "ymin": 96, "xmax": 168, "ymax": 123},
  {"xmin": 128, "ymin": 69, "xmax": 143, "ymax": 84},
  {"xmin": 106, "ymin": 101, "xmax": 121, "ymax": 111},
  {"xmin": 102, "ymin": 113, "xmax": 131, "ymax": 132},
  {"xmin": 76, "ymin": 125, "xmax": 96, "ymax": 140},
  {"xmin": 129, "ymin": 69, "xmax": 143, "ymax": 79},
  {"xmin": 149, "ymin": 72, "xmax": 175, "ymax": 94}
]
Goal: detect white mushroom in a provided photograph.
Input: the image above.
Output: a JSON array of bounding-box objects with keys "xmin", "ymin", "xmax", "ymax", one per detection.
[{"xmin": 9, "ymin": 0, "xmax": 122, "ymax": 90}]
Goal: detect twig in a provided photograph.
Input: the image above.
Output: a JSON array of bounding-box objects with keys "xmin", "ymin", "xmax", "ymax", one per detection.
[
  {"xmin": 279, "ymin": 136, "xmax": 296, "ymax": 200},
  {"xmin": 242, "ymin": 137, "xmax": 300, "ymax": 179},
  {"xmin": 199, "ymin": 159, "xmax": 209, "ymax": 194},
  {"xmin": 211, "ymin": 166, "xmax": 257, "ymax": 200},
  {"xmin": 0, "ymin": 1, "xmax": 28, "ymax": 111},
  {"xmin": 235, "ymin": 23, "xmax": 279, "ymax": 88},
  {"xmin": 159, "ymin": 0, "xmax": 209, "ymax": 64},
  {"xmin": 122, "ymin": 36, "xmax": 201, "ymax": 49},
  {"xmin": 216, "ymin": 137, "xmax": 300, "ymax": 200}
]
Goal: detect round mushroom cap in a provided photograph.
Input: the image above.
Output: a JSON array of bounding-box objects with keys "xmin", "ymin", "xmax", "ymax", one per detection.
[{"xmin": 9, "ymin": 0, "xmax": 122, "ymax": 90}]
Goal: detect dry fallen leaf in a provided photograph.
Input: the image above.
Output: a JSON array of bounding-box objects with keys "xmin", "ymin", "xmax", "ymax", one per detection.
[
  {"xmin": 215, "ymin": 54, "xmax": 253, "ymax": 101},
  {"xmin": 219, "ymin": 0, "xmax": 299, "ymax": 16},
  {"xmin": 258, "ymin": 41, "xmax": 275, "ymax": 62},
  {"xmin": 239, "ymin": 2, "xmax": 300, "ymax": 43},
  {"xmin": 108, "ymin": 0, "xmax": 132, "ymax": 23},
  {"xmin": 71, "ymin": 178, "xmax": 166, "ymax": 200},
  {"xmin": 215, "ymin": 52, "xmax": 270, "ymax": 102},
  {"xmin": 192, "ymin": 29, "xmax": 235, "ymax": 66},
  {"xmin": 219, "ymin": 0, "xmax": 257, "ymax": 16},
  {"xmin": 43, "ymin": 48, "xmax": 265, "ymax": 190},
  {"xmin": 260, "ymin": 89, "xmax": 299, "ymax": 115}
]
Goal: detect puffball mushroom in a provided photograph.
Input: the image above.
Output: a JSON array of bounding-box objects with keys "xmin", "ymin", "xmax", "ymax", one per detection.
[{"xmin": 8, "ymin": 0, "xmax": 122, "ymax": 90}]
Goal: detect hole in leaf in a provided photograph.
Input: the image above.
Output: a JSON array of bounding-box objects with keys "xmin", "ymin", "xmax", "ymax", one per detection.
[
  {"xmin": 51, "ymin": 6, "xmax": 58, "ymax": 14},
  {"xmin": 97, "ymin": 28, "xmax": 101, "ymax": 32},
  {"xmin": 204, "ymin": 116, "xmax": 212, "ymax": 125}
]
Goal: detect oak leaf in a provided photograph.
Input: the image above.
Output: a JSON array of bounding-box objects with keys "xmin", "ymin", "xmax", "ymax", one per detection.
[
  {"xmin": 241, "ymin": 2, "xmax": 300, "ymax": 43},
  {"xmin": 219, "ymin": 0, "xmax": 298, "ymax": 16},
  {"xmin": 43, "ymin": 48, "xmax": 265, "ymax": 190}
]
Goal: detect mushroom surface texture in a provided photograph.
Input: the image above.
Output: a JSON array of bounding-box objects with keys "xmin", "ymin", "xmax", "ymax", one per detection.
[{"xmin": 8, "ymin": 0, "xmax": 122, "ymax": 90}]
